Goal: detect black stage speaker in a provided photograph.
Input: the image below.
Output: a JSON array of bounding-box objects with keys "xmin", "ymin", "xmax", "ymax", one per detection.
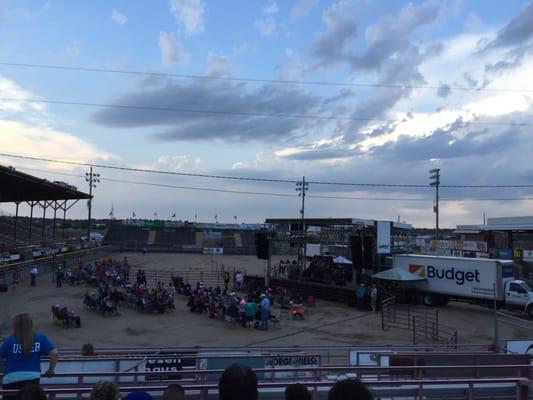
[
  {"xmin": 0, "ymin": 283, "xmax": 8, "ymax": 292},
  {"xmin": 255, "ymin": 232, "xmax": 269, "ymax": 260},
  {"xmin": 363, "ymin": 236, "xmax": 374, "ymax": 269},
  {"xmin": 350, "ymin": 236, "xmax": 363, "ymax": 270}
]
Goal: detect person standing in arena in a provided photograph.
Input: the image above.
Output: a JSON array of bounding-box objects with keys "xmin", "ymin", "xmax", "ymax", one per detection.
[
  {"xmin": 12, "ymin": 270, "xmax": 20, "ymax": 289},
  {"xmin": 30, "ymin": 266, "xmax": 38, "ymax": 287},
  {"xmin": 260, "ymin": 294, "xmax": 270, "ymax": 330},
  {"xmin": 370, "ymin": 284, "xmax": 378, "ymax": 312},
  {"xmin": 0, "ymin": 314, "xmax": 58, "ymax": 400}
]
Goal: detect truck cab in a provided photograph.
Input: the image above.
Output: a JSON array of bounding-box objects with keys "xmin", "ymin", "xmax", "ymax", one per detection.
[{"xmin": 503, "ymin": 280, "xmax": 533, "ymax": 317}]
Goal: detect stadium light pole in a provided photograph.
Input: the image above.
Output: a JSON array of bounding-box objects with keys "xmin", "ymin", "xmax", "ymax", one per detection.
[
  {"xmin": 85, "ymin": 167, "xmax": 100, "ymax": 240},
  {"xmin": 429, "ymin": 168, "xmax": 440, "ymax": 240},
  {"xmin": 296, "ymin": 177, "xmax": 309, "ymax": 270}
]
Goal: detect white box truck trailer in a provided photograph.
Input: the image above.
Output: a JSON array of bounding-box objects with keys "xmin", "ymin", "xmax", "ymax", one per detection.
[{"xmin": 392, "ymin": 254, "xmax": 533, "ymax": 319}]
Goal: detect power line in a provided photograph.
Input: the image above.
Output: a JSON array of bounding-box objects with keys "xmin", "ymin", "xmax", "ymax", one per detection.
[
  {"xmin": 14, "ymin": 166, "xmax": 297, "ymax": 198},
  {"xmin": 2, "ymin": 96, "xmax": 532, "ymax": 128},
  {"xmin": 1, "ymin": 61, "xmax": 532, "ymax": 93},
  {"xmin": 15, "ymin": 165, "xmax": 533, "ymax": 202},
  {"xmin": 4, "ymin": 153, "xmax": 533, "ymax": 189},
  {"xmin": 0, "ymin": 153, "xmax": 296, "ymax": 184}
]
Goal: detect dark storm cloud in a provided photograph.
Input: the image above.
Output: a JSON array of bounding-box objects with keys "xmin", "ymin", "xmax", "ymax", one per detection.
[
  {"xmin": 369, "ymin": 123, "xmax": 522, "ymax": 162},
  {"xmin": 342, "ymin": 43, "xmax": 427, "ymax": 142},
  {"xmin": 307, "ymin": 1, "xmax": 441, "ymax": 145},
  {"xmin": 279, "ymin": 144, "xmax": 360, "ymax": 160},
  {"xmin": 350, "ymin": 1, "xmax": 440, "ymax": 69},
  {"xmin": 322, "ymin": 89, "xmax": 356, "ymax": 106},
  {"xmin": 310, "ymin": 0, "xmax": 440, "ymax": 70},
  {"xmin": 485, "ymin": 56, "xmax": 523, "ymax": 74},
  {"xmin": 92, "ymin": 80, "xmax": 321, "ymax": 142},
  {"xmin": 309, "ymin": 1, "xmax": 359, "ymax": 69},
  {"xmin": 484, "ymin": 2, "xmax": 533, "ymax": 49}
]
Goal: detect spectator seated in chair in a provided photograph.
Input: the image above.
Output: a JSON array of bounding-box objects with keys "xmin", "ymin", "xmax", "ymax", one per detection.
[
  {"xmin": 101, "ymin": 296, "xmax": 119, "ymax": 315},
  {"xmin": 289, "ymin": 301, "xmax": 305, "ymax": 319},
  {"xmin": 52, "ymin": 305, "xmax": 81, "ymax": 328},
  {"xmin": 84, "ymin": 292, "xmax": 98, "ymax": 309}
]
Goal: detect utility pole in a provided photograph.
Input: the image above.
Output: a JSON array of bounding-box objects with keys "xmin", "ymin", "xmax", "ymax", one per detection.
[
  {"xmin": 265, "ymin": 231, "xmax": 273, "ymax": 287},
  {"xmin": 296, "ymin": 176, "xmax": 309, "ymax": 270},
  {"xmin": 85, "ymin": 167, "xmax": 100, "ymax": 240},
  {"xmin": 429, "ymin": 168, "xmax": 440, "ymax": 240}
]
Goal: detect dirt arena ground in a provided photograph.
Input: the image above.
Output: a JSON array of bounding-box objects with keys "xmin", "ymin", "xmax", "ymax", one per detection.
[{"xmin": 0, "ymin": 252, "xmax": 530, "ymax": 349}]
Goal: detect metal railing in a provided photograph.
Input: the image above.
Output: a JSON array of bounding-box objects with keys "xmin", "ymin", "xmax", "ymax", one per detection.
[
  {"xmin": 381, "ymin": 296, "xmax": 458, "ymax": 346},
  {"xmin": 0, "ymin": 245, "xmax": 112, "ymax": 284},
  {"xmin": 0, "ymin": 366, "xmax": 530, "ymax": 400}
]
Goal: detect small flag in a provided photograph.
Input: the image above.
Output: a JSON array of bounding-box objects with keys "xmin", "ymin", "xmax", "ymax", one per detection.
[
  {"xmin": 215, "ymin": 214, "xmax": 217, "ymax": 220},
  {"xmin": 194, "ymin": 213, "xmax": 197, "ymax": 219},
  {"xmin": 234, "ymin": 216, "xmax": 237, "ymax": 220},
  {"xmin": 154, "ymin": 212, "xmax": 157, "ymax": 218},
  {"xmin": 132, "ymin": 211, "xmax": 136, "ymax": 218},
  {"xmin": 172, "ymin": 213, "xmax": 176, "ymax": 218},
  {"xmin": 109, "ymin": 204, "xmax": 114, "ymax": 217}
]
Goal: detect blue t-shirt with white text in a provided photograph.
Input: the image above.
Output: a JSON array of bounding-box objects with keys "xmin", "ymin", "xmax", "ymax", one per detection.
[{"xmin": 0, "ymin": 333, "xmax": 55, "ymax": 384}]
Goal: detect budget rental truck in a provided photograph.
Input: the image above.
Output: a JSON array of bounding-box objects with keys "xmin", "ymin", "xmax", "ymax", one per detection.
[{"xmin": 392, "ymin": 254, "xmax": 533, "ymax": 319}]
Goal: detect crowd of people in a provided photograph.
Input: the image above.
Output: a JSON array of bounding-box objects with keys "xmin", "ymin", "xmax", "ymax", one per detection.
[
  {"xmin": 355, "ymin": 283, "xmax": 379, "ymax": 312},
  {"xmin": 173, "ymin": 277, "xmax": 279, "ymax": 330},
  {"xmin": 82, "ymin": 258, "xmax": 175, "ymax": 315},
  {"xmin": 129, "ymin": 280, "xmax": 176, "ymax": 313}
]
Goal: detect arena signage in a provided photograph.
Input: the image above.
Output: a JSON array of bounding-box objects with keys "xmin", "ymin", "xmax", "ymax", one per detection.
[
  {"xmin": 264, "ymin": 354, "xmax": 320, "ymax": 379},
  {"xmin": 144, "ymin": 358, "xmax": 183, "ymax": 381},
  {"xmin": 426, "ymin": 265, "xmax": 481, "ymax": 285}
]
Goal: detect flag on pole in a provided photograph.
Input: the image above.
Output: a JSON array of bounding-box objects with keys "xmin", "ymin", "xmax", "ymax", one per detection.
[
  {"xmin": 172, "ymin": 213, "xmax": 176, "ymax": 218},
  {"xmin": 154, "ymin": 212, "xmax": 157, "ymax": 218},
  {"xmin": 234, "ymin": 216, "xmax": 237, "ymax": 220},
  {"xmin": 109, "ymin": 204, "xmax": 114, "ymax": 217},
  {"xmin": 132, "ymin": 211, "xmax": 136, "ymax": 218},
  {"xmin": 215, "ymin": 214, "xmax": 217, "ymax": 220}
]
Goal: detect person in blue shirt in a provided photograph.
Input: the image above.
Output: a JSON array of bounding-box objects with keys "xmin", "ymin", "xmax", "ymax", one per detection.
[
  {"xmin": 0, "ymin": 314, "xmax": 58, "ymax": 400},
  {"xmin": 260, "ymin": 294, "xmax": 270, "ymax": 330}
]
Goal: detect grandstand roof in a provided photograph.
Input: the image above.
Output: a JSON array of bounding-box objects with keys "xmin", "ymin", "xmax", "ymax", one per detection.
[{"xmin": 0, "ymin": 165, "xmax": 91, "ymax": 202}]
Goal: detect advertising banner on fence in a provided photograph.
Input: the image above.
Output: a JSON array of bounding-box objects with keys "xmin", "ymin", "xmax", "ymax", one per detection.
[
  {"xmin": 144, "ymin": 358, "xmax": 183, "ymax": 381},
  {"xmin": 142, "ymin": 352, "xmax": 197, "ymax": 381},
  {"xmin": 377, "ymin": 221, "xmax": 391, "ymax": 254},
  {"xmin": 506, "ymin": 340, "xmax": 533, "ymax": 355},
  {"xmin": 264, "ymin": 354, "xmax": 320, "ymax": 379},
  {"xmin": 198, "ymin": 353, "xmax": 265, "ymax": 382}
]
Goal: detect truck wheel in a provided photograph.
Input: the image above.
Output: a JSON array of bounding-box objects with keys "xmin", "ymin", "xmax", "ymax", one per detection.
[
  {"xmin": 527, "ymin": 306, "xmax": 533, "ymax": 320},
  {"xmin": 422, "ymin": 294, "xmax": 437, "ymax": 307},
  {"xmin": 438, "ymin": 296, "xmax": 449, "ymax": 306}
]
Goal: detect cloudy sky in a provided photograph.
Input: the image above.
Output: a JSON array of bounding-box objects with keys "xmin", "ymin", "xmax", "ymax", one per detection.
[{"xmin": 1, "ymin": 0, "xmax": 532, "ymax": 227}]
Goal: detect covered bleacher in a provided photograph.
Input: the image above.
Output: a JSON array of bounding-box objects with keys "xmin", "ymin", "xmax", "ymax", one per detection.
[
  {"xmin": 104, "ymin": 220, "xmax": 258, "ymax": 254},
  {"xmin": 0, "ymin": 165, "xmax": 91, "ymax": 253}
]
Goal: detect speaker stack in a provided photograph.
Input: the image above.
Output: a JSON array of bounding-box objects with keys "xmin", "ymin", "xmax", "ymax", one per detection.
[
  {"xmin": 350, "ymin": 236, "xmax": 363, "ymax": 270},
  {"xmin": 255, "ymin": 232, "xmax": 269, "ymax": 260}
]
